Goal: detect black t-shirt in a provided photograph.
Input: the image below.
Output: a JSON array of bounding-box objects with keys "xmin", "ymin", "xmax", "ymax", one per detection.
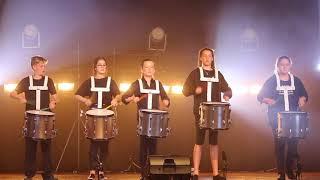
[
  {"xmin": 15, "ymin": 76, "xmax": 57, "ymax": 111},
  {"xmin": 121, "ymin": 77, "xmax": 170, "ymax": 110},
  {"xmin": 75, "ymin": 77, "xmax": 120, "ymax": 109},
  {"xmin": 182, "ymin": 68, "xmax": 232, "ymax": 115}
]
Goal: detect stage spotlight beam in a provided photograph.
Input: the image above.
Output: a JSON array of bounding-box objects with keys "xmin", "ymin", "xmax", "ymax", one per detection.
[
  {"xmin": 119, "ymin": 83, "xmax": 131, "ymax": 92},
  {"xmin": 171, "ymin": 85, "xmax": 183, "ymax": 95},
  {"xmin": 58, "ymin": 83, "xmax": 74, "ymax": 91},
  {"xmin": 4, "ymin": 83, "xmax": 17, "ymax": 92}
]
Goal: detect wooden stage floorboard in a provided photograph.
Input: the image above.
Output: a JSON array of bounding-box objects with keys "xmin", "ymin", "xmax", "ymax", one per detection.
[{"xmin": 0, "ymin": 172, "xmax": 320, "ymax": 180}]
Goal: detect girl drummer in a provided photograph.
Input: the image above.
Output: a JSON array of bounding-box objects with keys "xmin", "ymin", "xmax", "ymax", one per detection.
[{"xmin": 75, "ymin": 56, "xmax": 120, "ymax": 180}]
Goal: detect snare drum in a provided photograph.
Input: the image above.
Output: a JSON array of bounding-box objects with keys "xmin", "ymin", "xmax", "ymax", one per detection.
[
  {"xmin": 23, "ymin": 110, "xmax": 56, "ymax": 140},
  {"xmin": 199, "ymin": 102, "xmax": 231, "ymax": 130},
  {"xmin": 276, "ymin": 111, "xmax": 309, "ymax": 138},
  {"xmin": 85, "ymin": 109, "xmax": 118, "ymax": 140},
  {"xmin": 137, "ymin": 109, "xmax": 170, "ymax": 138}
]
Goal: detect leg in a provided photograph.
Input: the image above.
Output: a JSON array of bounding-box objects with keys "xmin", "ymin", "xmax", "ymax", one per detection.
[
  {"xmin": 97, "ymin": 141, "xmax": 109, "ymax": 179},
  {"xmin": 209, "ymin": 130, "xmax": 219, "ymax": 176},
  {"xmin": 286, "ymin": 138, "xmax": 299, "ymax": 177},
  {"xmin": 139, "ymin": 136, "xmax": 149, "ymax": 178},
  {"xmin": 193, "ymin": 114, "xmax": 205, "ymax": 176},
  {"xmin": 41, "ymin": 139, "xmax": 54, "ymax": 179},
  {"xmin": 274, "ymin": 137, "xmax": 286, "ymax": 177},
  {"xmin": 98, "ymin": 140, "xmax": 109, "ymax": 168},
  {"xmin": 193, "ymin": 144, "xmax": 202, "ymax": 176},
  {"xmin": 89, "ymin": 140, "xmax": 99, "ymax": 175},
  {"xmin": 148, "ymin": 138, "xmax": 157, "ymax": 156},
  {"xmin": 209, "ymin": 131, "xmax": 225, "ymax": 180},
  {"xmin": 24, "ymin": 138, "xmax": 37, "ymax": 178}
]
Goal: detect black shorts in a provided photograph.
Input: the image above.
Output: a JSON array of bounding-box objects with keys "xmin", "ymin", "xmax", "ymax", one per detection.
[{"xmin": 194, "ymin": 114, "xmax": 218, "ymax": 145}]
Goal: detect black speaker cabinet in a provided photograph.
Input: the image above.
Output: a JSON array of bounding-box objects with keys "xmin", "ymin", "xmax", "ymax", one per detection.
[{"xmin": 147, "ymin": 155, "xmax": 191, "ymax": 180}]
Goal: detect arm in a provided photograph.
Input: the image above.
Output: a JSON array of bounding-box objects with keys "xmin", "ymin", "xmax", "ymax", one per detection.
[
  {"xmin": 121, "ymin": 81, "xmax": 139, "ymax": 104},
  {"xmin": 257, "ymin": 77, "xmax": 276, "ymax": 105},
  {"xmin": 74, "ymin": 79, "xmax": 93, "ymax": 107},
  {"xmin": 159, "ymin": 82, "xmax": 170, "ymax": 107},
  {"xmin": 219, "ymin": 72, "xmax": 232, "ymax": 101},
  {"xmin": 182, "ymin": 70, "xmax": 197, "ymax": 97},
  {"xmin": 48, "ymin": 78, "xmax": 58, "ymax": 110},
  {"xmin": 295, "ymin": 77, "xmax": 308, "ymax": 107},
  {"xmin": 75, "ymin": 94, "xmax": 92, "ymax": 107},
  {"xmin": 10, "ymin": 78, "xmax": 27, "ymax": 104},
  {"xmin": 10, "ymin": 90, "xmax": 27, "ymax": 104},
  {"xmin": 110, "ymin": 80, "xmax": 121, "ymax": 106}
]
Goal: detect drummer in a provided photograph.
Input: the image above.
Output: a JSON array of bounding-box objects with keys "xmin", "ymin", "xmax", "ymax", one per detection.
[
  {"xmin": 121, "ymin": 59, "xmax": 170, "ymax": 180},
  {"xmin": 10, "ymin": 56, "xmax": 58, "ymax": 180},
  {"xmin": 257, "ymin": 56, "xmax": 308, "ymax": 180},
  {"xmin": 182, "ymin": 47, "xmax": 232, "ymax": 180},
  {"xmin": 75, "ymin": 56, "xmax": 120, "ymax": 180}
]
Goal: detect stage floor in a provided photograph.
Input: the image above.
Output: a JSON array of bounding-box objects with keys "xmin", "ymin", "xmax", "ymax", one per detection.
[{"xmin": 0, "ymin": 172, "xmax": 320, "ymax": 180}]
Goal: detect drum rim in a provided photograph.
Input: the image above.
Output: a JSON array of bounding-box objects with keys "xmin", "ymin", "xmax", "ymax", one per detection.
[
  {"xmin": 26, "ymin": 110, "xmax": 55, "ymax": 116},
  {"xmin": 86, "ymin": 109, "xmax": 115, "ymax": 116},
  {"xmin": 200, "ymin": 101, "xmax": 230, "ymax": 105},
  {"xmin": 278, "ymin": 111, "xmax": 307, "ymax": 114},
  {"xmin": 139, "ymin": 109, "xmax": 168, "ymax": 113}
]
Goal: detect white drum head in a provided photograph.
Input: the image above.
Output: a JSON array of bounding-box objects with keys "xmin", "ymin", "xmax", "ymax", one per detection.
[
  {"xmin": 279, "ymin": 111, "xmax": 307, "ymax": 114},
  {"xmin": 86, "ymin": 109, "xmax": 114, "ymax": 116},
  {"xmin": 201, "ymin": 101, "xmax": 230, "ymax": 106},
  {"xmin": 140, "ymin": 109, "xmax": 168, "ymax": 113},
  {"xmin": 26, "ymin": 110, "xmax": 55, "ymax": 116}
]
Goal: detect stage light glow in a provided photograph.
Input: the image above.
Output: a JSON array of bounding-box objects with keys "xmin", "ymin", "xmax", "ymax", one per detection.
[
  {"xmin": 58, "ymin": 83, "xmax": 74, "ymax": 91},
  {"xmin": 150, "ymin": 27, "xmax": 165, "ymax": 41},
  {"xmin": 119, "ymin": 83, "xmax": 131, "ymax": 92},
  {"xmin": 232, "ymin": 85, "xmax": 249, "ymax": 95},
  {"xmin": 317, "ymin": 63, "xmax": 320, "ymax": 72},
  {"xmin": 163, "ymin": 85, "xmax": 170, "ymax": 92},
  {"xmin": 171, "ymin": 85, "xmax": 183, "ymax": 94},
  {"xmin": 4, "ymin": 83, "xmax": 17, "ymax": 92},
  {"xmin": 249, "ymin": 84, "xmax": 262, "ymax": 95}
]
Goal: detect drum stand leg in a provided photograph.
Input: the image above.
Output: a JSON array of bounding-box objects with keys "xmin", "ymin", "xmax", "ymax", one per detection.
[
  {"xmin": 55, "ymin": 115, "xmax": 80, "ymax": 173},
  {"xmin": 121, "ymin": 155, "xmax": 141, "ymax": 173}
]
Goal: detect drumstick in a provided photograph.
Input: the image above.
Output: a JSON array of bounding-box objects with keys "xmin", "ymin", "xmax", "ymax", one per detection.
[
  {"xmin": 104, "ymin": 100, "xmax": 124, "ymax": 110},
  {"xmin": 104, "ymin": 104, "xmax": 113, "ymax": 110},
  {"xmin": 40, "ymin": 107, "xmax": 50, "ymax": 111}
]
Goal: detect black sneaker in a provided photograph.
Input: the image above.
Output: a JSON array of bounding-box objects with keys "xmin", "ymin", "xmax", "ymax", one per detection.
[
  {"xmin": 88, "ymin": 173, "xmax": 95, "ymax": 180},
  {"xmin": 213, "ymin": 174, "xmax": 226, "ymax": 180},
  {"xmin": 42, "ymin": 175, "xmax": 58, "ymax": 180},
  {"xmin": 98, "ymin": 172, "xmax": 106, "ymax": 180},
  {"xmin": 286, "ymin": 171, "xmax": 297, "ymax": 180},
  {"xmin": 192, "ymin": 175, "xmax": 199, "ymax": 180}
]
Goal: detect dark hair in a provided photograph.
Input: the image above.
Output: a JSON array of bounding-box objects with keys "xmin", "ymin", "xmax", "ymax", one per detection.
[
  {"xmin": 140, "ymin": 58, "xmax": 154, "ymax": 68},
  {"xmin": 275, "ymin": 56, "xmax": 292, "ymax": 67},
  {"xmin": 93, "ymin": 56, "xmax": 107, "ymax": 74},
  {"xmin": 198, "ymin": 47, "xmax": 215, "ymax": 68},
  {"xmin": 31, "ymin": 56, "xmax": 47, "ymax": 69}
]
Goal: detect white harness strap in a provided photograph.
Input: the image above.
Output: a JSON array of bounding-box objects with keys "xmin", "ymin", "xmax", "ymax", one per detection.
[
  {"xmin": 275, "ymin": 72, "xmax": 295, "ymax": 111},
  {"xmin": 138, "ymin": 79, "xmax": 160, "ymax": 110},
  {"xmin": 90, "ymin": 76, "xmax": 111, "ymax": 108},
  {"xmin": 199, "ymin": 67, "xmax": 219, "ymax": 102},
  {"xmin": 28, "ymin": 76, "xmax": 48, "ymax": 110}
]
